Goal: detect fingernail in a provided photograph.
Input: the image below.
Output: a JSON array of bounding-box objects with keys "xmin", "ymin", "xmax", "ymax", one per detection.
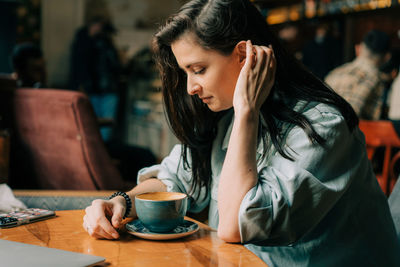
[{"xmin": 112, "ymin": 232, "xmax": 119, "ymax": 239}]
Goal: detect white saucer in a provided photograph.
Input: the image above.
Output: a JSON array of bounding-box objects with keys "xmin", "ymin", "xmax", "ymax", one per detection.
[{"xmin": 126, "ymin": 219, "xmax": 199, "ymax": 240}]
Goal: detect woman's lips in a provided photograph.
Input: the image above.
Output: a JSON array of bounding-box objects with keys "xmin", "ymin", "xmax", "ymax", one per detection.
[{"xmin": 201, "ymin": 96, "xmax": 212, "ymax": 103}]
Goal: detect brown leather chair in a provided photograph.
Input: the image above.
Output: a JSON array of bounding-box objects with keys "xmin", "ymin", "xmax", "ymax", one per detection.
[
  {"xmin": 8, "ymin": 88, "xmax": 129, "ymax": 190},
  {"xmin": 359, "ymin": 120, "xmax": 400, "ymax": 196}
]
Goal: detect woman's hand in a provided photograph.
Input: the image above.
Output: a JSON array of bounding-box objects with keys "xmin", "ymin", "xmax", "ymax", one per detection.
[
  {"xmin": 83, "ymin": 196, "xmax": 126, "ymax": 239},
  {"xmin": 233, "ymin": 40, "xmax": 276, "ymax": 116}
]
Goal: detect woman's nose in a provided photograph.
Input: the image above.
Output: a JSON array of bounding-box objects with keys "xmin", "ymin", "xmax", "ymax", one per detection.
[{"xmin": 187, "ymin": 78, "xmax": 201, "ymax": 95}]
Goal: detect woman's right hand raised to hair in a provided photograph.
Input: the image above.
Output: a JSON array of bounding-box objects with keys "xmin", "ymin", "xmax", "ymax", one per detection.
[
  {"xmin": 83, "ymin": 196, "xmax": 126, "ymax": 239},
  {"xmin": 233, "ymin": 40, "xmax": 276, "ymax": 116}
]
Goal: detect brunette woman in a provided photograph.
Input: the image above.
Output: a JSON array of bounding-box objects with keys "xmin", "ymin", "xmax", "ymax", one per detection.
[{"xmin": 84, "ymin": 0, "xmax": 400, "ymax": 265}]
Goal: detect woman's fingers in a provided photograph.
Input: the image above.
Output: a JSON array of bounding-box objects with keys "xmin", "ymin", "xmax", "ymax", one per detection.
[
  {"xmin": 92, "ymin": 216, "xmax": 119, "ymax": 239},
  {"xmin": 83, "ymin": 200, "xmax": 120, "ymax": 239},
  {"xmin": 111, "ymin": 203, "xmax": 125, "ymax": 228},
  {"xmin": 97, "ymin": 215, "xmax": 120, "ymax": 239},
  {"xmin": 266, "ymin": 46, "xmax": 276, "ymax": 88},
  {"xmin": 271, "ymin": 47, "xmax": 277, "ymax": 79},
  {"xmin": 84, "ymin": 220, "xmax": 116, "ymax": 239},
  {"xmin": 253, "ymin": 45, "xmax": 268, "ymax": 72},
  {"xmin": 270, "ymin": 53, "xmax": 277, "ymax": 86},
  {"xmin": 244, "ymin": 40, "xmax": 255, "ymax": 70},
  {"xmin": 253, "ymin": 45, "xmax": 275, "ymax": 108},
  {"xmin": 256, "ymin": 46, "xmax": 273, "ymax": 72},
  {"xmin": 251, "ymin": 45, "xmax": 274, "ymax": 87}
]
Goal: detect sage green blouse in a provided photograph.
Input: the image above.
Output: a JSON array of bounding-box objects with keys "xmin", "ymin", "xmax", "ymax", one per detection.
[{"xmin": 138, "ymin": 102, "xmax": 400, "ymax": 266}]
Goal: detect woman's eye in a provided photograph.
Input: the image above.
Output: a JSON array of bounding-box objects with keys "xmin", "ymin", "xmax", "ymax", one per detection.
[{"xmin": 193, "ymin": 68, "xmax": 205, "ymax": 75}]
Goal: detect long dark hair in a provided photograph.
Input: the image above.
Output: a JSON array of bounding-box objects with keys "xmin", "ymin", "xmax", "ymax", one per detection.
[{"xmin": 152, "ymin": 0, "xmax": 358, "ymax": 199}]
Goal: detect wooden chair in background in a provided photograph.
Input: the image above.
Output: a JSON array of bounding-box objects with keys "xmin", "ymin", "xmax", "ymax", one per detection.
[{"xmin": 359, "ymin": 120, "xmax": 400, "ymax": 196}]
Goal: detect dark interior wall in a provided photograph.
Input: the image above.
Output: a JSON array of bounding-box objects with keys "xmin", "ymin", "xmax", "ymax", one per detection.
[
  {"xmin": 341, "ymin": 7, "xmax": 400, "ymax": 62},
  {"xmin": 0, "ymin": 1, "xmax": 18, "ymax": 73},
  {"xmin": 349, "ymin": 7, "xmax": 400, "ymax": 47},
  {"xmin": 270, "ymin": 6, "xmax": 400, "ymax": 65}
]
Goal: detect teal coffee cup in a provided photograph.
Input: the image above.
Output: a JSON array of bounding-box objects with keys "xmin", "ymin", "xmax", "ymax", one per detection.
[{"xmin": 135, "ymin": 192, "xmax": 188, "ymax": 233}]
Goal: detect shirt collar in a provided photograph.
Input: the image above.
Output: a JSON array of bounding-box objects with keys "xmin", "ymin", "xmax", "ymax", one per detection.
[{"xmin": 354, "ymin": 55, "xmax": 380, "ymax": 72}]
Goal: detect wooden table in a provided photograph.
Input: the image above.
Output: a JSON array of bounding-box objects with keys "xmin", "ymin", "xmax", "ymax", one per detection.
[{"xmin": 0, "ymin": 210, "xmax": 267, "ymax": 266}]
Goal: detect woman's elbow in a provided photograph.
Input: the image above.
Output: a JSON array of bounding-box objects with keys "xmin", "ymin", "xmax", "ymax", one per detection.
[{"xmin": 217, "ymin": 226, "xmax": 241, "ymax": 243}]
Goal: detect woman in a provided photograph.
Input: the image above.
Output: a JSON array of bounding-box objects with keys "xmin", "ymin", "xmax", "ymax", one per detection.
[{"xmin": 83, "ymin": 0, "xmax": 400, "ymax": 265}]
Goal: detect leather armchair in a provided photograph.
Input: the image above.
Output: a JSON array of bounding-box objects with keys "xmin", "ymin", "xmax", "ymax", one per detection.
[{"xmin": 8, "ymin": 88, "xmax": 129, "ymax": 190}]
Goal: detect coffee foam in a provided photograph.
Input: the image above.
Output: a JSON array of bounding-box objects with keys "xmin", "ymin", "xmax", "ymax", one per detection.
[{"xmin": 136, "ymin": 192, "xmax": 186, "ymax": 201}]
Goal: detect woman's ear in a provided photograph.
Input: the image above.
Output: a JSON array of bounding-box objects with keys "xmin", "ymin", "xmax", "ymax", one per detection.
[{"xmin": 235, "ymin": 41, "xmax": 247, "ymax": 65}]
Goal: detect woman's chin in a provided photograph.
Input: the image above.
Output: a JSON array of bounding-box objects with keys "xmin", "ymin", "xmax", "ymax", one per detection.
[{"xmin": 207, "ymin": 104, "xmax": 233, "ymax": 112}]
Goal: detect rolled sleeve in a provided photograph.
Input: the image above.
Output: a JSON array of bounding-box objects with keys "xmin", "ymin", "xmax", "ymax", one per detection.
[
  {"xmin": 239, "ymin": 105, "xmax": 361, "ymax": 245},
  {"xmin": 239, "ymin": 176, "xmax": 273, "ymax": 243}
]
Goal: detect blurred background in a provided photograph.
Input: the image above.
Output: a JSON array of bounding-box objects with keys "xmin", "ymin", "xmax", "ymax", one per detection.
[{"xmin": 1, "ymin": 0, "xmax": 400, "ymax": 161}]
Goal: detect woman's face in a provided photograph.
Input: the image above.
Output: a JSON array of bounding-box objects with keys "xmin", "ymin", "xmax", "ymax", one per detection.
[{"xmin": 171, "ymin": 33, "xmax": 242, "ymax": 112}]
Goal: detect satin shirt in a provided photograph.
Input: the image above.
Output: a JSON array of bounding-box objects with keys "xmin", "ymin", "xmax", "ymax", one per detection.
[{"xmin": 138, "ymin": 102, "xmax": 400, "ymax": 266}]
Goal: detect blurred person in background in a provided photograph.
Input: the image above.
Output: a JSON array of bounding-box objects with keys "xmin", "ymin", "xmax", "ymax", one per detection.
[
  {"xmin": 69, "ymin": 17, "xmax": 121, "ymax": 142},
  {"xmin": 69, "ymin": 17, "xmax": 105, "ymax": 92},
  {"xmin": 325, "ymin": 29, "xmax": 390, "ymax": 120},
  {"xmin": 302, "ymin": 23, "xmax": 342, "ymax": 80},
  {"xmin": 277, "ymin": 23, "xmax": 301, "ymax": 60},
  {"xmin": 11, "ymin": 42, "xmax": 46, "ymax": 88},
  {"xmin": 388, "ymin": 61, "xmax": 400, "ymax": 136},
  {"xmin": 70, "ymin": 18, "xmax": 156, "ymax": 182},
  {"xmin": 380, "ymin": 49, "xmax": 400, "ymax": 121}
]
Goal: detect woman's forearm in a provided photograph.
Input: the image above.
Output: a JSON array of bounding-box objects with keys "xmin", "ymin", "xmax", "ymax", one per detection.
[{"xmin": 217, "ymin": 110, "xmax": 259, "ymax": 242}]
